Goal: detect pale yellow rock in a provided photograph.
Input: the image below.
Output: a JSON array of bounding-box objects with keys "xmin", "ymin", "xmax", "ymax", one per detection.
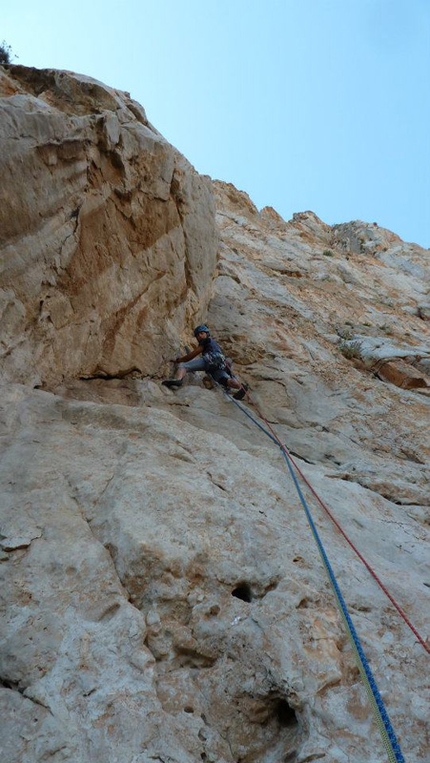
[
  {"xmin": 0, "ymin": 66, "xmax": 217, "ymax": 386},
  {"xmin": 0, "ymin": 67, "xmax": 429, "ymax": 763}
]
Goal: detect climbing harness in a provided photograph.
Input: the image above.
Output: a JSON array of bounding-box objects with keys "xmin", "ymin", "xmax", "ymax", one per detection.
[
  {"xmin": 203, "ymin": 350, "xmax": 226, "ymax": 372},
  {"xmin": 218, "ymin": 383, "xmax": 428, "ymax": 763}
]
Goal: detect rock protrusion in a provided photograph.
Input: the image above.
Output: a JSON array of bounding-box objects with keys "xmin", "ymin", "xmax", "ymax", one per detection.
[{"xmin": 0, "ymin": 66, "xmax": 217, "ymax": 386}]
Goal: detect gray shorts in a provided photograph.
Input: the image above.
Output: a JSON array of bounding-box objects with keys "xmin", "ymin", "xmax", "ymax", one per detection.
[
  {"xmin": 179, "ymin": 357, "xmax": 207, "ymax": 372},
  {"xmin": 179, "ymin": 357, "xmax": 231, "ymax": 385}
]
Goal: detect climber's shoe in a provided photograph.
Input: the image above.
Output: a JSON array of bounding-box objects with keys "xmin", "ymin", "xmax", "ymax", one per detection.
[
  {"xmin": 162, "ymin": 379, "xmax": 183, "ymax": 388},
  {"xmin": 233, "ymin": 384, "xmax": 248, "ymax": 400}
]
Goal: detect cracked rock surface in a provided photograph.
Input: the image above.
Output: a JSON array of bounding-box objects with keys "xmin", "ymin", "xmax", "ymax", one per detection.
[
  {"xmin": 1, "ymin": 67, "xmax": 429, "ymax": 763},
  {"xmin": 0, "ymin": 65, "xmax": 216, "ymax": 387},
  {"xmin": 1, "ymin": 381, "xmax": 428, "ymax": 762}
]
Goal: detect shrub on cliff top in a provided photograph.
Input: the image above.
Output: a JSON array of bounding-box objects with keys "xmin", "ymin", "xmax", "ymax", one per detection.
[{"xmin": 0, "ymin": 41, "xmax": 14, "ymax": 64}]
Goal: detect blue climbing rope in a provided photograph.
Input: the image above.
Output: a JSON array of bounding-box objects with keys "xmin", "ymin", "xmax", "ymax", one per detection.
[{"xmin": 225, "ymin": 391, "xmax": 406, "ymax": 763}]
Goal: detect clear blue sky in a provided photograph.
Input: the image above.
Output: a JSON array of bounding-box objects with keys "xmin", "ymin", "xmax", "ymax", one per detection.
[{"xmin": 3, "ymin": 0, "xmax": 430, "ymax": 247}]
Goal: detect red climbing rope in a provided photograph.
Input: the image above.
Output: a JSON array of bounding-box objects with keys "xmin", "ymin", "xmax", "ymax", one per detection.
[{"xmin": 239, "ymin": 387, "xmax": 430, "ymax": 656}]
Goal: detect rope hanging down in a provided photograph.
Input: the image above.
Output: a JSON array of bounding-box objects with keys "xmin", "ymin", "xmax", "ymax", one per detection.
[
  {"xmin": 281, "ymin": 447, "xmax": 430, "ymax": 655},
  {"xmin": 231, "ymin": 389, "xmax": 429, "ymax": 655},
  {"xmin": 222, "ymin": 387, "xmax": 408, "ymax": 763}
]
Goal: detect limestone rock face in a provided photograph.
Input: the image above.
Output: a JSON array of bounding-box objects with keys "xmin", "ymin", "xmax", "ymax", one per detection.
[
  {"xmin": 211, "ymin": 181, "xmax": 430, "ymax": 502},
  {"xmin": 0, "ymin": 66, "xmax": 217, "ymax": 386},
  {"xmin": 1, "ymin": 71, "xmax": 430, "ymax": 763}
]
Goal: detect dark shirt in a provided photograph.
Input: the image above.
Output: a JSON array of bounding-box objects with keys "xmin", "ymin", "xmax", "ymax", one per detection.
[{"xmin": 199, "ymin": 336, "xmax": 223, "ymax": 358}]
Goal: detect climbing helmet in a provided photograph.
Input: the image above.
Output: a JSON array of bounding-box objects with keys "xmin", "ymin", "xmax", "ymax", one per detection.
[{"xmin": 194, "ymin": 324, "xmax": 210, "ymax": 337}]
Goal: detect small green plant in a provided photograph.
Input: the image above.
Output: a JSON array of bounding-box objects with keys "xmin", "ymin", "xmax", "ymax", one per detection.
[
  {"xmin": 322, "ymin": 249, "xmax": 334, "ymax": 257},
  {"xmin": 338, "ymin": 338, "xmax": 362, "ymax": 360},
  {"xmin": 0, "ymin": 41, "xmax": 15, "ymax": 65}
]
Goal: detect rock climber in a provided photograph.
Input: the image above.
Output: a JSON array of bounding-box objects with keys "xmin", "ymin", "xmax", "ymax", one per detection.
[{"xmin": 162, "ymin": 325, "xmax": 248, "ymax": 400}]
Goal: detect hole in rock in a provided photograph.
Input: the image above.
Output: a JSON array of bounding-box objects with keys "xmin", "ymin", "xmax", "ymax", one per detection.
[
  {"xmin": 231, "ymin": 583, "xmax": 253, "ymax": 602},
  {"xmin": 184, "ymin": 705, "xmax": 194, "ymax": 713},
  {"xmin": 275, "ymin": 699, "xmax": 298, "ymax": 728}
]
